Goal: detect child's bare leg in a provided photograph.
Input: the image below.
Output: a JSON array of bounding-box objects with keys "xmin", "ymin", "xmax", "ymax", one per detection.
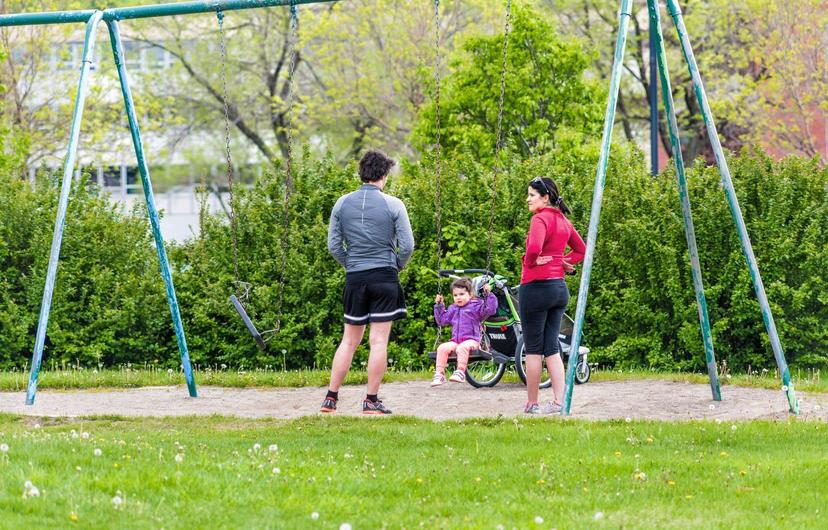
[
  {"xmin": 545, "ymin": 353, "xmax": 565, "ymax": 405},
  {"xmin": 454, "ymin": 339, "xmax": 479, "ymax": 373},
  {"xmin": 435, "ymin": 342, "xmax": 458, "ymax": 374}
]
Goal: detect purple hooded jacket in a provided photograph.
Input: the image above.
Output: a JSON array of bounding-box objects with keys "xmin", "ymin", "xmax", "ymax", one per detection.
[{"xmin": 433, "ymin": 293, "xmax": 498, "ymax": 343}]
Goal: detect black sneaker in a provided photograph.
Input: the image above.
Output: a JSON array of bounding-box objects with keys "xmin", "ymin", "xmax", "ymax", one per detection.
[
  {"xmin": 362, "ymin": 399, "xmax": 392, "ymax": 415},
  {"xmin": 320, "ymin": 397, "xmax": 337, "ymax": 413}
]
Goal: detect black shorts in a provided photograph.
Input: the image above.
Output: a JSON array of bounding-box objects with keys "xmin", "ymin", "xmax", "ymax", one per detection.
[
  {"xmin": 519, "ymin": 279, "xmax": 570, "ymax": 357},
  {"xmin": 343, "ymin": 267, "xmax": 407, "ymax": 325}
]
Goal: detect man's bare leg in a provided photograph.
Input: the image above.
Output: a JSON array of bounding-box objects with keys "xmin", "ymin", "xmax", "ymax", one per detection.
[
  {"xmin": 366, "ymin": 321, "xmax": 393, "ymax": 395},
  {"xmin": 328, "ymin": 324, "xmax": 366, "ymax": 392}
]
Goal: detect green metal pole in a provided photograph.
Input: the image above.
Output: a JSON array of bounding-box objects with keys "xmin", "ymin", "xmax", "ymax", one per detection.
[
  {"xmin": 648, "ymin": 0, "xmax": 720, "ymax": 401},
  {"xmin": 26, "ymin": 11, "xmax": 105, "ymax": 405},
  {"xmin": 107, "ymin": 20, "xmax": 197, "ymax": 398},
  {"xmin": 561, "ymin": 0, "xmax": 633, "ymax": 416},
  {"xmin": 665, "ymin": 0, "xmax": 797, "ymax": 414},
  {"xmin": 0, "ymin": 0, "xmax": 334, "ymax": 27}
]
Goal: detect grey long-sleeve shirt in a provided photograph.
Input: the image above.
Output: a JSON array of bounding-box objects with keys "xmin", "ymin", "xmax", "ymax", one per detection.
[{"xmin": 327, "ymin": 184, "xmax": 415, "ymax": 273}]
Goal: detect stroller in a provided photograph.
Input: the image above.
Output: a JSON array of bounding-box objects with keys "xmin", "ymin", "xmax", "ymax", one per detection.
[{"xmin": 428, "ymin": 269, "xmax": 591, "ymax": 388}]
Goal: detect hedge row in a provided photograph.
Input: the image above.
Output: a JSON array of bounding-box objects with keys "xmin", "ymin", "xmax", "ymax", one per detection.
[{"xmin": 1, "ymin": 147, "xmax": 825, "ymax": 371}]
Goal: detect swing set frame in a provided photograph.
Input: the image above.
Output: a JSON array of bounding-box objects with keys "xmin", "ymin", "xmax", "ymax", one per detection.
[
  {"xmin": 1, "ymin": 0, "xmax": 797, "ymax": 415},
  {"xmin": 0, "ymin": 0, "xmax": 330, "ymax": 405}
]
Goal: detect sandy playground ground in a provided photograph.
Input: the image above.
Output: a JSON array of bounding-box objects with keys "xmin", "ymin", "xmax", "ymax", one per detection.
[{"xmin": 0, "ymin": 380, "xmax": 825, "ymax": 421}]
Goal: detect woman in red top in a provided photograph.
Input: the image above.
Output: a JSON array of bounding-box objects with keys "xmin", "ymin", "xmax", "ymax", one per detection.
[{"xmin": 520, "ymin": 177, "xmax": 586, "ymax": 414}]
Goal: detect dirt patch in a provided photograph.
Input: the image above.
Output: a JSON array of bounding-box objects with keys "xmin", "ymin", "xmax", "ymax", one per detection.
[{"xmin": 0, "ymin": 381, "xmax": 825, "ymax": 421}]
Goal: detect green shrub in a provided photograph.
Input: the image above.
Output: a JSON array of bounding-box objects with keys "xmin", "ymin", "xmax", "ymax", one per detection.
[{"xmin": 0, "ymin": 172, "xmax": 172, "ymax": 369}]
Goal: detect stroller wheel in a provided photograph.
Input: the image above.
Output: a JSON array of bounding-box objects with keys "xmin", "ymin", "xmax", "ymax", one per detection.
[{"xmin": 574, "ymin": 358, "xmax": 590, "ymax": 384}]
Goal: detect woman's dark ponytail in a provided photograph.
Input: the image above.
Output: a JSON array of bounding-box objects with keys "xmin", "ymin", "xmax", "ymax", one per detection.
[{"xmin": 529, "ymin": 177, "xmax": 571, "ymax": 215}]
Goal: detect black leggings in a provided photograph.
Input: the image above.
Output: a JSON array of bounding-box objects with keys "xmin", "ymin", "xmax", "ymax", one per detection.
[{"xmin": 519, "ymin": 279, "xmax": 570, "ymax": 357}]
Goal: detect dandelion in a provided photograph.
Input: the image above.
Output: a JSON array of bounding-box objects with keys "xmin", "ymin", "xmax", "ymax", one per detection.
[
  {"xmin": 645, "ymin": 437, "xmax": 653, "ymax": 443},
  {"xmin": 272, "ymin": 467, "xmax": 281, "ymax": 474},
  {"xmin": 625, "ymin": 417, "xmax": 631, "ymax": 423},
  {"xmin": 268, "ymin": 444, "xmax": 278, "ymax": 452},
  {"xmin": 167, "ymin": 369, "xmax": 173, "ymax": 374},
  {"xmin": 0, "ymin": 443, "xmax": 8, "ymax": 453},
  {"xmin": 253, "ymin": 443, "xmax": 261, "ymax": 452},
  {"xmin": 614, "ymin": 451, "xmax": 622, "ymax": 457},
  {"xmin": 81, "ymin": 432, "xmax": 90, "ymax": 440},
  {"xmin": 93, "ymin": 448, "xmax": 102, "ymax": 457},
  {"xmin": 667, "ymin": 480, "xmax": 676, "ymax": 486},
  {"xmin": 311, "ymin": 512, "xmax": 319, "ymax": 520},
  {"xmin": 731, "ymin": 424, "xmax": 737, "ymax": 431},
  {"xmin": 23, "ymin": 480, "xmax": 40, "ymax": 498},
  {"xmin": 339, "ymin": 524, "xmax": 352, "ymax": 530},
  {"xmin": 594, "ymin": 512, "xmax": 604, "ymax": 520},
  {"xmin": 69, "ymin": 512, "xmax": 78, "ymax": 522},
  {"xmin": 782, "ymin": 385, "xmax": 788, "ymax": 392},
  {"xmin": 175, "ymin": 454, "xmax": 184, "ymax": 463},
  {"xmin": 534, "ymin": 515, "xmax": 544, "ymax": 524},
  {"xmin": 34, "ymin": 423, "xmax": 41, "ymax": 429},
  {"xmin": 709, "ymin": 404, "xmax": 715, "ymax": 410},
  {"xmin": 111, "ymin": 493, "xmax": 123, "ymax": 508},
  {"xmin": 633, "ymin": 471, "xmax": 647, "ymax": 481}
]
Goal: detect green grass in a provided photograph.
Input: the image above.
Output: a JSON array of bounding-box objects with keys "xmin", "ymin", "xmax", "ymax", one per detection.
[
  {"xmin": 1, "ymin": 365, "xmax": 825, "ymax": 393},
  {"xmin": 0, "ymin": 414, "xmax": 825, "ymax": 529},
  {"xmin": 0, "ymin": 367, "xmax": 428, "ymax": 392}
]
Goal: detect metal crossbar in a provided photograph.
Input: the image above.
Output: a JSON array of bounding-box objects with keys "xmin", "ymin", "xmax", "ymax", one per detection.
[{"xmin": 0, "ymin": 0, "xmax": 334, "ymax": 27}]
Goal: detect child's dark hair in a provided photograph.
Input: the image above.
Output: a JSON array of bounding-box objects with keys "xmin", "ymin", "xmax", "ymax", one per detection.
[
  {"xmin": 450, "ymin": 277, "xmax": 475, "ymax": 296},
  {"xmin": 529, "ymin": 176, "xmax": 571, "ymax": 215},
  {"xmin": 359, "ymin": 149, "xmax": 396, "ymax": 183}
]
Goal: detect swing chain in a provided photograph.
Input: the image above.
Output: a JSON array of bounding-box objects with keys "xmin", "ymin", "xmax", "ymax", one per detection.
[
  {"xmin": 217, "ymin": 10, "xmax": 241, "ymax": 292},
  {"xmin": 273, "ymin": 1, "xmax": 300, "ymax": 334},
  {"xmin": 484, "ymin": 0, "xmax": 512, "ymax": 274},
  {"xmin": 432, "ymin": 0, "xmax": 445, "ymax": 349},
  {"xmin": 433, "ymin": 0, "xmax": 444, "ymax": 293}
]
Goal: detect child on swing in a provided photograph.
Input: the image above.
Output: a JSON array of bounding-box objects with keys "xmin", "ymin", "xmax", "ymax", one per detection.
[{"xmin": 432, "ymin": 277, "xmax": 498, "ymax": 386}]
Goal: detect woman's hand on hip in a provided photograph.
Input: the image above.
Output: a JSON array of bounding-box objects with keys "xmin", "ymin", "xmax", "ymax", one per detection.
[{"xmin": 536, "ymin": 255, "xmax": 553, "ymax": 265}]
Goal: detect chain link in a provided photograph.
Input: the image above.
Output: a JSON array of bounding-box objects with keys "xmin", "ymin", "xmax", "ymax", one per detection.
[
  {"xmin": 273, "ymin": 2, "xmax": 299, "ymax": 334},
  {"xmin": 484, "ymin": 0, "xmax": 512, "ymax": 274}
]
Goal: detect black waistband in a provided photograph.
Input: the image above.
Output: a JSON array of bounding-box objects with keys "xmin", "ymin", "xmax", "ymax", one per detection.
[{"xmin": 345, "ymin": 267, "xmax": 399, "ymax": 285}]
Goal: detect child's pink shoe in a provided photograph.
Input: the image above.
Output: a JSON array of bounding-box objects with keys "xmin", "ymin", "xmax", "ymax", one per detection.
[{"xmin": 430, "ymin": 372, "xmax": 447, "ymax": 387}]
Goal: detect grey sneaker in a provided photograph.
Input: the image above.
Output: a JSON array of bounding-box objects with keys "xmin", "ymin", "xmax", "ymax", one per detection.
[
  {"xmin": 542, "ymin": 401, "xmax": 562, "ymax": 414},
  {"xmin": 362, "ymin": 399, "xmax": 392, "ymax": 415},
  {"xmin": 320, "ymin": 397, "xmax": 337, "ymax": 413},
  {"xmin": 524, "ymin": 402, "xmax": 543, "ymax": 414}
]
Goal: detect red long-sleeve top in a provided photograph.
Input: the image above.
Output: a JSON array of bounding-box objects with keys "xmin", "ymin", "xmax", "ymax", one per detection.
[{"xmin": 521, "ymin": 207, "xmax": 586, "ymax": 285}]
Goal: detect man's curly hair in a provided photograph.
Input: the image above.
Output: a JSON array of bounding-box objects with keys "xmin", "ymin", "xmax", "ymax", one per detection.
[{"xmin": 359, "ymin": 149, "xmax": 396, "ymax": 183}]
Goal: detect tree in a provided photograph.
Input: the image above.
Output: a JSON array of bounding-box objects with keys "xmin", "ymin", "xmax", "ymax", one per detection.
[
  {"xmin": 412, "ymin": 2, "xmax": 605, "ymax": 161},
  {"xmin": 710, "ymin": 0, "xmax": 827, "ymax": 160},
  {"xmin": 125, "ymin": 0, "xmax": 502, "ymax": 167}
]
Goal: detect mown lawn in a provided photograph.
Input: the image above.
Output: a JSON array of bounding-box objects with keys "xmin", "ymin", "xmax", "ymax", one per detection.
[{"xmin": 0, "ymin": 414, "xmax": 825, "ymax": 529}]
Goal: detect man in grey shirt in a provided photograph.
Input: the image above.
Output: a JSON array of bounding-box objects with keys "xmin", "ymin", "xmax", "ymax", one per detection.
[{"xmin": 321, "ymin": 150, "xmax": 414, "ymax": 415}]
